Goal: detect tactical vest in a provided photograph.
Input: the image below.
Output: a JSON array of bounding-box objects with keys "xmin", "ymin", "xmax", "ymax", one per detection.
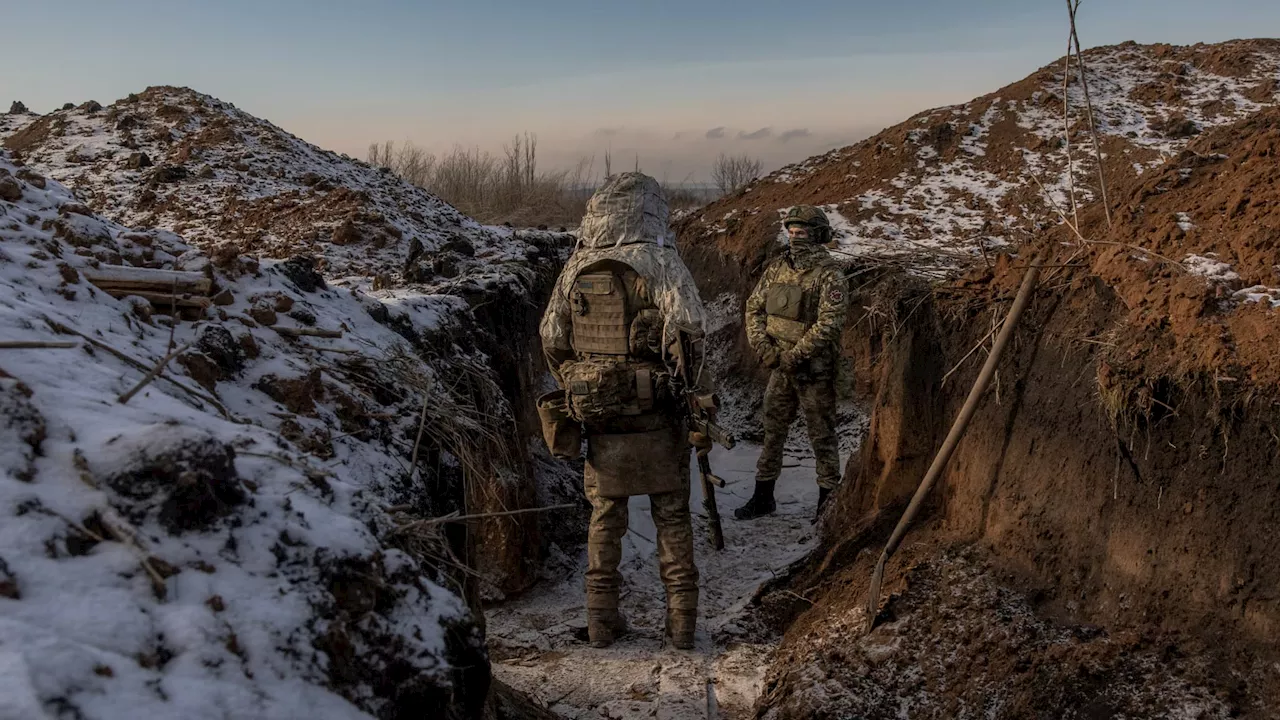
[
  {"xmin": 764, "ymin": 281, "xmax": 813, "ymax": 348},
  {"xmin": 562, "ymin": 261, "xmax": 668, "ymax": 424}
]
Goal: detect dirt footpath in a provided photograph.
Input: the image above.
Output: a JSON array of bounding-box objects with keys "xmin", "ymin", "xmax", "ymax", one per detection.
[{"xmin": 486, "ymin": 442, "xmax": 835, "ymax": 719}]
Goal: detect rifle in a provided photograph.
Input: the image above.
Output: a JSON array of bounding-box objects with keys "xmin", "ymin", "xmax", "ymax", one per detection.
[{"xmin": 669, "ymin": 325, "xmax": 735, "ymax": 551}]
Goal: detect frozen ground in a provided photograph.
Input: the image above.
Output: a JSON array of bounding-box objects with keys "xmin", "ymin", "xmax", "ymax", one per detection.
[{"xmin": 486, "ymin": 438, "xmax": 851, "ymax": 720}]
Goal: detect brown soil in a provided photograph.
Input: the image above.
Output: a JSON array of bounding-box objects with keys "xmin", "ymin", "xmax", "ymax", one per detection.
[{"xmin": 675, "ymin": 38, "xmax": 1280, "ymax": 720}]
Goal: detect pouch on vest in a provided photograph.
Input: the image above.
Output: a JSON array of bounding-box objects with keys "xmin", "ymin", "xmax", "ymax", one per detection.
[
  {"xmin": 765, "ymin": 284, "xmax": 804, "ymax": 320},
  {"xmin": 562, "ymin": 358, "xmax": 665, "ymax": 422},
  {"xmin": 536, "ymin": 389, "xmax": 582, "ymax": 459}
]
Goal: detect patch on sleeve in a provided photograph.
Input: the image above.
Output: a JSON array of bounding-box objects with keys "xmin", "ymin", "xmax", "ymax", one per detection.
[{"xmin": 828, "ymin": 288, "xmax": 845, "ymax": 304}]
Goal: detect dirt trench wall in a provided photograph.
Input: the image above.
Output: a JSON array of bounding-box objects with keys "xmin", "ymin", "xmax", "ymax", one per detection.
[
  {"xmin": 459, "ymin": 244, "xmax": 571, "ymax": 601},
  {"xmin": 831, "ymin": 277, "xmax": 1280, "ymax": 657}
]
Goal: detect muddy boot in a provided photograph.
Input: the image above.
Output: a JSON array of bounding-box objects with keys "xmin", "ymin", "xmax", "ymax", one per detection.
[
  {"xmin": 667, "ymin": 609, "xmax": 697, "ymax": 650},
  {"xmin": 587, "ymin": 609, "xmax": 626, "ymax": 648},
  {"xmin": 814, "ymin": 486, "xmax": 832, "ymax": 522},
  {"xmin": 734, "ymin": 480, "xmax": 776, "ymax": 520}
]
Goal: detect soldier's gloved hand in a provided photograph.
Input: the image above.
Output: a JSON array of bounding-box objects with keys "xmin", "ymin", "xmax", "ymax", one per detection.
[
  {"xmin": 760, "ymin": 345, "xmax": 781, "ymax": 369},
  {"xmin": 780, "ymin": 350, "xmax": 802, "ymax": 373},
  {"xmin": 688, "ymin": 431, "xmax": 713, "ymax": 450}
]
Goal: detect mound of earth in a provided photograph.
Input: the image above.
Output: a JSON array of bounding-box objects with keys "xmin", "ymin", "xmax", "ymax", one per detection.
[
  {"xmin": 671, "ymin": 38, "xmax": 1280, "ymax": 719},
  {"xmin": 0, "ymin": 86, "xmax": 556, "ymax": 286},
  {"xmin": 0, "ymin": 154, "xmax": 497, "ymax": 719},
  {"xmin": 1, "ymin": 85, "xmax": 582, "ymax": 718}
]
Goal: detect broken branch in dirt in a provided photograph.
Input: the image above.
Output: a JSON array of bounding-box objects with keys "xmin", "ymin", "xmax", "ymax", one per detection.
[
  {"xmin": 0, "ymin": 340, "xmax": 79, "ymax": 349},
  {"xmin": 271, "ymin": 326, "xmax": 344, "ymax": 339},
  {"xmin": 393, "ymin": 504, "xmax": 577, "ymax": 532},
  {"xmin": 43, "ymin": 318, "xmax": 233, "ymax": 419},
  {"xmin": 1067, "ymin": 0, "xmax": 1112, "ymax": 227},
  {"xmin": 118, "ymin": 342, "xmax": 193, "ymax": 404}
]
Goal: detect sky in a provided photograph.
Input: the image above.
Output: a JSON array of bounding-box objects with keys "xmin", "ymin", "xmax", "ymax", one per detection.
[{"xmin": 3, "ymin": 0, "xmax": 1279, "ymax": 182}]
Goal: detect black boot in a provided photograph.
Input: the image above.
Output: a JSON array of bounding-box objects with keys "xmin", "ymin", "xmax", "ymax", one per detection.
[
  {"xmin": 734, "ymin": 481, "xmax": 776, "ymax": 520},
  {"xmin": 815, "ymin": 486, "xmax": 832, "ymax": 522}
]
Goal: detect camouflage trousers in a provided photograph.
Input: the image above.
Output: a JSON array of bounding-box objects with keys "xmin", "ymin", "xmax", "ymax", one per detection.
[
  {"xmin": 584, "ymin": 445, "xmax": 699, "ymax": 612},
  {"xmin": 756, "ymin": 370, "xmax": 841, "ymax": 489}
]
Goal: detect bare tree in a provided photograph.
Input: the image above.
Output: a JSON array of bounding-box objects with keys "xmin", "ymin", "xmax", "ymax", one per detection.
[
  {"xmin": 368, "ymin": 140, "xmax": 435, "ymax": 187},
  {"xmin": 711, "ymin": 153, "xmax": 762, "ymax": 195}
]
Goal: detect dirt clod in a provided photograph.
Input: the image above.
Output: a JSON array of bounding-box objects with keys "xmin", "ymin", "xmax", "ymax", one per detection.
[
  {"xmin": 276, "ymin": 255, "xmax": 326, "ymax": 293},
  {"xmin": 0, "ymin": 175, "xmax": 22, "ymax": 202},
  {"xmin": 0, "ymin": 376, "xmax": 47, "ymax": 482},
  {"xmin": 101, "ymin": 434, "xmax": 246, "ymax": 534},
  {"xmin": 0, "ymin": 557, "xmax": 19, "ymax": 599}
]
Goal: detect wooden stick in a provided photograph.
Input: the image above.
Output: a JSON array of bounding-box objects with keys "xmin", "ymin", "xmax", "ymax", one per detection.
[
  {"xmin": 98, "ymin": 510, "xmax": 168, "ymax": 599},
  {"xmin": 394, "ymin": 503, "xmax": 576, "ymax": 532},
  {"xmin": 941, "ymin": 322, "xmax": 1004, "ymax": 386},
  {"xmin": 44, "ymin": 319, "xmax": 232, "ymax": 419},
  {"xmin": 1061, "ymin": 20, "xmax": 1080, "ymax": 228},
  {"xmin": 409, "ymin": 378, "xmax": 434, "ymax": 477},
  {"xmin": 865, "ymin": 262, "xmax": 1041, "ymax": 633},
  {"xmin": 272, "ymin": 327, "xmax": 343, "ymax": 339},
  {"xmin": 93, "ymin": 288, "xmax": 212, "ymax": 309},
  {"xmin": 1067, "ymin": 0, "xmax": 1112, "ymax": 228},
  {"xmin": 0, "ymin": 341, "xmax": 79, "ymax": 349},
  {"xmin": 118, "ymin": 342, "xmax": 193, "ymax": 404},
  {"xmin": 83, "ymin": 266, "xmax": 211, "ymax": 294}
]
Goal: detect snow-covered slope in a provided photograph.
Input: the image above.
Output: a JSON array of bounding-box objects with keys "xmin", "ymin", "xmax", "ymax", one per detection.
[
  {"xmin": 0, "ymin": 156, "xmax": 493, "ymax": 718},
  {"xmin": 1, "ymin": 87, "xmax": 543, "ymax": 286},
  {"xmin": 682, "ymin": 39, "xmax": 1280, "ymax": 277}
]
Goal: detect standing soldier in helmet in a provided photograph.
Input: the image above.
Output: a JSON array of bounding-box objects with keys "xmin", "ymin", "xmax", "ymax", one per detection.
[
  {"xmin": 735, "ymin": 205, "xmax": 849, "ymax": 521},
  {"xmin": 539, "ymin": 172, "xmax": 717, "ymax": 650}
]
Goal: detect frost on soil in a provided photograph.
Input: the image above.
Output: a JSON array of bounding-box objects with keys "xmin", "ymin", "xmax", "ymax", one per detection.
[
  {"xmin": 486, "ymin": 374, "xmax": 866, "ymax": 719},
  {"xmin": 687, "ymin": 40, "xmax": 1280, "ymax": 279},
  {"xmin": 0, "ymin": 154, "xmax": 496, "ymax": 718},
  {"xmin": 760, "ymin": 549, "xmax": 1236, "ymax": 720}
]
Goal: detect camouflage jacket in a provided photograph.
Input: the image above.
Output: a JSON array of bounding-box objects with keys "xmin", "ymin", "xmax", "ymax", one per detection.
[
  {"xmin": 539, "ymin": 173, "xmax": 714, "ymax": 397},
  {"xmin": 745, "ymin": 241, "xmax": 848, "ymax": 375}
]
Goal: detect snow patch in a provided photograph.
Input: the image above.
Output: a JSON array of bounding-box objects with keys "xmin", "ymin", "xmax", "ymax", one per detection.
[{"xmin": 1184, "ymin": 253, "xmax": 1238, "ymax": 283}]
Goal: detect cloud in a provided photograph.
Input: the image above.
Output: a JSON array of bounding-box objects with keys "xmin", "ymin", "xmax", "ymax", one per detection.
[
  {"xmin": 777, "ymin": 128, "xmax": 812, "ymax": 143},
  {"xmin": 738, "ymin": 127, "xmax": 772, "ymax": 141},
  {"xmin": 704, "ymin": 126, "xmax": 727, "ymax": 139}
]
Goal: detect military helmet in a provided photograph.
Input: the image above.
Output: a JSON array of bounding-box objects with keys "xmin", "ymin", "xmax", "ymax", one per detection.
[
  {"xmin": 781, "ymin": 205, "xmax": 832, "ymax": 243},
  {"xmin": 782, "ymin": 205, "xmax": 830, "ymax": 230}
]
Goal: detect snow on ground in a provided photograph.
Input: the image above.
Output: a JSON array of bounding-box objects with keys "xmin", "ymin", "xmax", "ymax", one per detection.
[
  {"xmin": 1234, "ymin": 285, "xmax": 1280, "ymax": 308},
  {"xmin": 1184, "ymin": 253, "xmax": 1240, "ymax": 283},
  {"xmin": 1, "ymin": 88, "xmax": 541, "ymax": 283},
  {"xmin": 0, "ymin": 155, "xmax": 485, "ymax": 718},
  {"xmin": 727, "ymin": 41, "xmax": 1280, "ymax": 279},
  {"xmin": 487, "ymin": 443, "xmax": 834, "ymax": 720}
]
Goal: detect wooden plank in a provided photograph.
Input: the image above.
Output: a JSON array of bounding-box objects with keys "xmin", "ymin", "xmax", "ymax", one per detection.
[
  {"xmin": 83, "ymin": 265, "xmax": 212, "ymax": 294},
  {"xmin": 272, "ymin": 326, "xmax": 343, "ymax": 339},
  {"xmin": 96, "ymin": 288, "xmax": 212, "ymax": 309}
]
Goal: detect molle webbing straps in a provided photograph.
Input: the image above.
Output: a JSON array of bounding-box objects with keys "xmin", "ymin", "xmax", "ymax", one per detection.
[{"xmin": 571, "ymin": 272, "xmax": 631, "ymax": 356}]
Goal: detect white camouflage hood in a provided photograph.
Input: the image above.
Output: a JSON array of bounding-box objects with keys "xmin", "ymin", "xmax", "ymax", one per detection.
[
  {"xmin": 577, "ymin": 172, "xmax": 675, "ymax": 249},
  {"xmin": 540, "ymin": 173, "xmax": 705, "ymax": 357}
]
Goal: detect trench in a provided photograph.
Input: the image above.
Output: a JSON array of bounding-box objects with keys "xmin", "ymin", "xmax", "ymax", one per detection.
[
  {"xmin": 744, "ymin": 277, "xmax": 1280, "ymax": 718},
  {"xmin": 485, "ymin": 431, "xmax": 861, "ymax": 719},
  {"xmin": 477, "ymin": 239, "xmax": 1280, "ymax": 716}
]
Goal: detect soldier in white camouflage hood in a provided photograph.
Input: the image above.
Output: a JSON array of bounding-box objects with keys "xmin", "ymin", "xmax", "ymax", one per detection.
[{"xmin": 539, "ymin": 172, "xmax": 715, "ymax": 650}]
